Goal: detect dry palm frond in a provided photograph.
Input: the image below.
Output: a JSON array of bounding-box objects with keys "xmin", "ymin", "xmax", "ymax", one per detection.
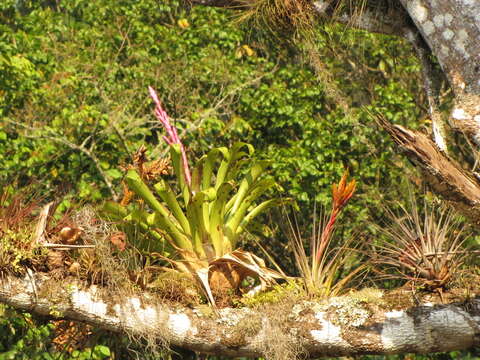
[
  {"xmin": 374, "ymin": 197, "xmax": 470, "ymax": 290},
  {"xmin": 153, "ymin": 248, "xmax": 283, "ymax": 308}
]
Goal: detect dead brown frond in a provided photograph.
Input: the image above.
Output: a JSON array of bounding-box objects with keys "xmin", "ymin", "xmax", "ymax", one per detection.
[
  {"xmin": 126, "ymin": 144, "xmax": 171, "ymax": 181},
  {"xmin": 120, "ymin": 145, "xmax": 171, "ymax": 206},
  {"xmin": 373, "ymin": 196, "xmax": 471, "ymax": 290},
  {"xmin": 0, "ymin": 189, "xmax": 50, "ymax": 275}
]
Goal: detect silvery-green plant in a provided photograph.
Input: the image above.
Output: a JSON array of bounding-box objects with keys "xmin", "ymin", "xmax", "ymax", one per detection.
[{"xmin": 374, "ymin": 197, "xmax": 470, "ymax": 290}]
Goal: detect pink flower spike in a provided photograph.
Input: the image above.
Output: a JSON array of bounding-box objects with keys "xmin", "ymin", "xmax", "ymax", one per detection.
[
  {"xmin": 171, "ymin": 126, "xmax": 181, "ymax": 144},
  {"xmin": 148, "ymin": 86, "xmax": 161, "ymax": 107},
  {"xmin": 148, "ymin": 86, "xmax": 192, "ymax": 187}
]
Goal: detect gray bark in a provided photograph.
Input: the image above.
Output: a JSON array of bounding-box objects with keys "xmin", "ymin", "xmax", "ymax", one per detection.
[
  {"xmin": 399, "ymin": 0, "xmax": 480, "ymax": 145},
  {"xmin": 1, "ymin": 273, "xmax": 479, "ymax": 359}
]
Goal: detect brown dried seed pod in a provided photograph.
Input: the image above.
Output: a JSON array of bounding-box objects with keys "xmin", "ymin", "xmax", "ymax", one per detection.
[{"xmin": 110, "ymin": 231, "xmax": 127, "ymax": 251}]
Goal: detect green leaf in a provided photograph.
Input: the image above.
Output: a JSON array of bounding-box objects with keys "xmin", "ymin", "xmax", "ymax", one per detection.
[
  {"xmin": 92, "ymin": 345, "xmax": 111, "ymax": 359},
  {"xmin": 209, "ymin": 182, "xmax": 234, "ymax": 256},
  {"xmin": 238, "ymin": 198, "xmax": 284, "ymax": 235},
  {"xmin": 101, "ymin": 201, "xmax": 128, "ymax": 220},
  {"xmin": 215, "ymin": 142, "xmax": 253, "ymax": 188},
  {"xmin": 170, "ymin": 144, "xmax": 190, "ymax": 204},
  {"xmin": 125, "ymin": 170, "xmax": 192, "ymax": 251},
  {"xmin": 226, "ymin": 178, "xmax": 275, "ymax": 246},
  {"xmin": 186, "ymin": 188, "xmax": 216, "ymax": 257},
  {"xmin": 105, "ymin": 168, "xmax": 123, "ymax": 179},
  {"xmin": 154, "ymin": 179, "xmax": 190, "ymax": 235},
  {"xmin": 227, "ymin": 160, "xmax": 270, "ymax": 214}
]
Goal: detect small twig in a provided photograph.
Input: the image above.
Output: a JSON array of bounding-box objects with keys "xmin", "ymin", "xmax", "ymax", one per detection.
[
  {"xmin": 41, "ymin": 243, "xmax": 96, "ymax": 250},
  {"xmin": 6, "ymin": 120, "xmax": 119, "ymax": 200}
]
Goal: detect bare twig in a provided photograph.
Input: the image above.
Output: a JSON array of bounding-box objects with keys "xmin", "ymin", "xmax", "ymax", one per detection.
[{"xmin": 41, "ymin": 243, "xmax": 96, "ymax": 250}]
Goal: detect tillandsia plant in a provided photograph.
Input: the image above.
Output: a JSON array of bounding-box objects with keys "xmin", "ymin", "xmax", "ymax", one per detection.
[
  {"xmin": 288, "ymin": 172, "xmax": 364, "ymax": 297},
  {"xmin": 374, "ymin": 196, "xmax": 470, "ymax": 291},
  {"xmin": 104, "ymin": 87, "xmax": 283, "ymax": 306}
]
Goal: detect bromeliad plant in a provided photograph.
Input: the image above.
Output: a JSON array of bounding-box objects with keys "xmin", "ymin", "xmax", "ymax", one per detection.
[
  {"xmin": 105, "ymin": 87, "xmax": 282, "ymax": 306},
  {"xmin": 288, "ymin": 173, "xmax": 364, "ymax": 297},
  {"xmin": 374, "ymin": 197, "xmax": 470, "ymax": 291}
]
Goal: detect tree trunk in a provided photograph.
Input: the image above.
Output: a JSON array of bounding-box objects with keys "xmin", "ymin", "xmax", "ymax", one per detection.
[
  {"xmin": 398, "ymin": 0, "xmax": 480, "ymax": 144},
  {"xmin": 1, "ymin": 273, "xmax": 479, "ymax": 359}
]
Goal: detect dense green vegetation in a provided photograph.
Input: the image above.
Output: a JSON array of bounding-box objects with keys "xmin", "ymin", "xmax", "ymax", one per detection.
[
  {"xmin": 2, "ymin": 0, "xmax": 476, "ymax": 359},
  {"xmin": 0, "ymin": 0, "xmax": 422, "ymax": 210}
]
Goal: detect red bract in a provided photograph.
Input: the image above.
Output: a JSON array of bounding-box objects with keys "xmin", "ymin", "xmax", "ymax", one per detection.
[
  {"xmin": 332, "ymin": 172, "xmax": 356, "ymax": 210},
  {"xmin": 316, "ymin": 173, "xmax": 356, "ymax": 262},
  {"xmin": 289, "ymin": 171, "xmax": 362, "ymax": 297}
]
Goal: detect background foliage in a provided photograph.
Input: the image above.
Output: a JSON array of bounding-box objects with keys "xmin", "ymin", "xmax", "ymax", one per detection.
[{"xmin": 0, "ymin": 0, "xmax": 422, "ymax": 211}]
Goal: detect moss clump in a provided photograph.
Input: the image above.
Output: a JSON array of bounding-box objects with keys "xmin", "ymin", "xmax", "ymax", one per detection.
[
  {"xmin": 36, "ymin": 277, "xmax": 74, "ymax": 305},
  {"xmin": 147, "ymin": 271, "xmax": 201, "ymax": 306},
  {"xmin": 347, "ymin": 287, "xmax": 384, "ymax": 305},
  {"xmin": 236, "ymin": 280, "xmax": 305, "ymax": 307},
  {"xmin": 382, "ymin": 288, "xmax": 416, "ymax": 311},
  {"xmin": 0, "ymin": 229, "xmax": 48, "ymax": 276}
]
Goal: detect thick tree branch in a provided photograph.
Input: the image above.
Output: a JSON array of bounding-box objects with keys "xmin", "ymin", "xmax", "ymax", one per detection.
[
  {"xmin": 398, "ymin": 0, "xmax": 480, "ymax": 95},
  {"xmin": 398, "ymin": 0, "xmax": 480, "ymax": 146},
  {"xmin": 405, "ymin": 28, "xmax": 448, "ymax": 152},
  {"xmin": 1, "ymin": 273, "xmax": 479, "ymax": 359},
  {"xmin": 189, "ymin": 0, "xmax": 480, "ymax": 209},
  {"xmin": 188, "ymin": 0, "xmax": 411, "ymax": 36},
  {"xmin": 324, "ymin": 0, "xmax": 412, "ymax": 36}
]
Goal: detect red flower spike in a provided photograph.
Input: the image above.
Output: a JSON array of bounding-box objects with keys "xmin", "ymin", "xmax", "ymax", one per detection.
[
  {"xmin": 315, "ymin": 172, "xmax": 356, "ymax": 263},
  {"xmin": 332, "ymin": 172, "xmax": 356, "ymax": 210}
]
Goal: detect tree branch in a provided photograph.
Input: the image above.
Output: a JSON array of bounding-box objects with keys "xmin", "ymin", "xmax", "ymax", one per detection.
[
  {"xmin": 404, "ymin": 28, "xmax": 448, "ymax": 153},
  {"xmin": 188, "ymin": 0, "xmax": 412, "ymax": 37},
  {"xmin": 397, "ymin": 0, "xmax": 480, "ymax": 147},
  {"xmin": 1, "ymin": 273, "xmax": 479, "ymax": 359},
  {"xmin": 376, "ymin": 115, "xmax": 480, "ymax": 227}
]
